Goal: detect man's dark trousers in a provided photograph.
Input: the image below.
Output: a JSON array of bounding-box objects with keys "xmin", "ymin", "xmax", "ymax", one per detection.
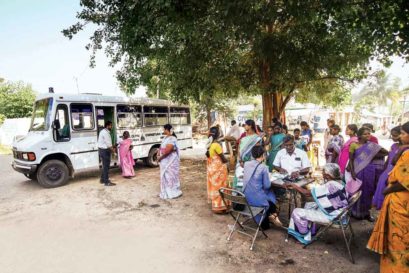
[{"xmin": 99, "ymin": 148, "xmax": 111, "ymax": 183}]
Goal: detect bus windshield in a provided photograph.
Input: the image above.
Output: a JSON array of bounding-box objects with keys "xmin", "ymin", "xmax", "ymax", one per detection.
[{"xmin": 30, "ymin": 98, "xmax": 53, "ymax": 131}]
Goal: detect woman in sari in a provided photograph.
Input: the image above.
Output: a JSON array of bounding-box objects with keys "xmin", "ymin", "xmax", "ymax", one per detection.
[
  {"xmin": 234, "ymin": 119, "xmax": 262, "ymax": 189},
  {"xmin": 372, "ymin": 126, "xmax": 401, "ymax": 210},
  {"xmin": 362, "ymin": 123, "xmax": 379, "ymax": 144},
  {"xmin": 367, "ymin": 122, "xmax": 409, "ymax": 273},
  {"xmin": 325, "ymin": 125, "xmax": 344, "ymax": 164},
  {"xmin": 157, "ymin": 124, "xmax": 182, "ymax": 199},
  {"xmin": 347, "ymin": 127, "xmax": 388, "ymax": 221},
  {"xmin": 206, "ymin": 127, "xmax": 229, "ymax": 213},
  {"xmin": 338, "ymin": 124, "xmax": 358, "ymax": 175},
  {"xmin": 288, "ymin": 163, "xmax": 352, "ymax": 244},
  {"xmin": 118, "ymin": 131, "xmax": 135, "ymax": 178},
  {"xmin": 265, "ymin": 124, "xmax": 286, "ymax": 172}
]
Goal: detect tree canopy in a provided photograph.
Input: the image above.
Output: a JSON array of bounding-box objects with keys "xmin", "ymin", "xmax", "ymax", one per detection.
[
  {"xmin": 0, "ymin": 80, "xmax": 36, "ymax": 120},
  {"xmin": 64, "ymin": 0, "xmax": 409, "ymax": 127}
]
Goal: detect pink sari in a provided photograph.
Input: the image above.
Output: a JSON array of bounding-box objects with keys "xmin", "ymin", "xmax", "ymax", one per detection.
[
  {"xmin": 119, "ymin": 138, "xmax": 135, "ymax": 177},
  {"xmin": 338, "ymin": 136, "xmax": 358, "ymax": 174}
]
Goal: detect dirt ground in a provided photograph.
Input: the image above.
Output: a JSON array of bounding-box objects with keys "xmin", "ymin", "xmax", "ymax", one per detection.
[{"xmin": 0, "ymin": 153, "xmax": 379, "ymax": 273}]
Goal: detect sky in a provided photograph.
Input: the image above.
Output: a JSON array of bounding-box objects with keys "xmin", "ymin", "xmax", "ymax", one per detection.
[
  {"xmin": 0, "ymin": 0, "xmax": 409, "ymax": 97},
  {"xmin": 0, "ymin": 0, "xmax": 144, "ymax": 96}
]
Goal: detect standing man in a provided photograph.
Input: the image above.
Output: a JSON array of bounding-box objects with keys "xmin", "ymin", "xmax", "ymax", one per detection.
[
  {"xmin": 225, "ymin": 120, "xmax": 241, "ymax": 140},
  {"xmin": 98, "ymin": 121, "xmax": 116, "ymax": 186}
]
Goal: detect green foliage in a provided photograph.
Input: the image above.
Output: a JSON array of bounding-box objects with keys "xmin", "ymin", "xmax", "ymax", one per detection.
[
  {"xmin": 63, "ymin": 1, "xmax": 409, "ymax": 111},
  {"xmin": 0, "ymin": 114, "xmax": 5, "ymax": 125},
  {"xmin": 0, "ymin": 81, "xmax": 36, "ymax": 119},
  {"xmin": 295, "ymin": 80, "xmax": 352, "ymax": 109},
  {"xmin": 353, "ymin": 71, "xmax": 407, "ymax": 118}
]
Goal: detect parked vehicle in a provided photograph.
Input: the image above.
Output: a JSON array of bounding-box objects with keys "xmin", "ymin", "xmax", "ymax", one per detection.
[{"xmin": 11, "ymin": 92, "xmax": 192, "ymax": 188}]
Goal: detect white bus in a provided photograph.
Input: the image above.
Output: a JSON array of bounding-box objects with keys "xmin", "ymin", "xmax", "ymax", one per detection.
[{"xmin": 11, "ymin": 92, "xmax": 192, "ymax": 188}]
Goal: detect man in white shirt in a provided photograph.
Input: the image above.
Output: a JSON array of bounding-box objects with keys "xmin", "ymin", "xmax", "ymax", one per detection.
[
  {"xmin": 273, "ymin": 135, "xmax": 311, "ymax": 179},
  {"xmin": 226, "ymin": 120, "xmax": 241, "ymax": 140},
  {"xmin": 98, "ymin": 121, "xmax": 116, "ymax": 186}
]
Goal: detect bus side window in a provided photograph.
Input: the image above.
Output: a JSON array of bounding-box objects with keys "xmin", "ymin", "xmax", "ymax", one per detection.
[
  {"xmin": 170, "ymin": 107, "xmax": 190, "ymax": 125},
  {"xmin": 71, "ymin": 104, "xmax": 95, "ymax": 130},
  {"xmin": 54, "ymin": 104, "xmax": 70, "ymax": 142},
  {"xmin": 143, "ymin": 106, "xmax": 168, "ymax": 126}
]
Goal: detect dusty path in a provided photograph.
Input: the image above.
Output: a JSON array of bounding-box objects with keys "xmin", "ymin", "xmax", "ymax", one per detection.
[{"xmin": 0, "ymin": 154, "xmax": 378, "ymax": 273}]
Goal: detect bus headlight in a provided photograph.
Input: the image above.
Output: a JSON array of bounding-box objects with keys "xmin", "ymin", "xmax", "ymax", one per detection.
[{"xmin": 22, "ymin": 152, "xmax": 36, "ymax": 161}]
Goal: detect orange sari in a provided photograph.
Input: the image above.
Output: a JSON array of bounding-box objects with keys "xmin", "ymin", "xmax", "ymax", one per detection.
[
  {"xmin": 207, "ymin": 143, "xmax": 229, "ymax": 213},
  {"xmin": 367, "ymin": 151, "xmax": 409, "ymax": 273}
]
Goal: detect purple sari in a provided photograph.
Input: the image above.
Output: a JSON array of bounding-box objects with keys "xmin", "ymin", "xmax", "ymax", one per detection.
[
  {"xmin": 372, "ymin": 143, "xmax": 399, "ymax": 210},
  {"xmin": 351, "ymin": 142, "xmax": 383, "ymax": 218}
]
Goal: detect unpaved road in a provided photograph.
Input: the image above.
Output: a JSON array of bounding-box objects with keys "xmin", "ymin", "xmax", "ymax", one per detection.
[{"xmin": 0, "ymin": 153, "xmax": 379, "ymax": 273}]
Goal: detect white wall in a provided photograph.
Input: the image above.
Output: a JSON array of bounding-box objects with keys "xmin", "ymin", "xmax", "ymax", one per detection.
[{"xmin": 0, "ymin": 118, "xmax": 31, "ymax": 146}]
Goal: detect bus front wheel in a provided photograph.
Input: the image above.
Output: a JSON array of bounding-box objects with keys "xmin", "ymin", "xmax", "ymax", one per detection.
[
  {"xmin": 145, "ymin": 147, "xmax": 159, "ymax": 168},
  {"xmin": 37, "ymin": 160, "xmax": 69, "ymax": 188}
]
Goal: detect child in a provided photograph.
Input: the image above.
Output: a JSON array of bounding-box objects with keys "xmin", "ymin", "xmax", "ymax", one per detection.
[{"xmin": 294, "ymin": 128, "xmax": 307, "ymax": 151}]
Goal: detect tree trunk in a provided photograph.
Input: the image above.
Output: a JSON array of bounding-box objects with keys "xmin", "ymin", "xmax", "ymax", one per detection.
[
  {"xmin": 262, "ymin": 93, "xmax": 273, "ymax": 129},
  {"xmin": 206, "ymin": 107, "xmax": 211, "ymax": 130},
  {"xmin": 262, "ymin": 90, "xmax": 292, "ymax": 129}
]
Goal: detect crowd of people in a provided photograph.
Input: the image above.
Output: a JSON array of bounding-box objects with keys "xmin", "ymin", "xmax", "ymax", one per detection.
[
  {"xmin": 97, "ymin": 118, "xmax": 408, "ymax": 272},
  {"xmin": 208, "ymin": 118, "xmax": 409, "ymax": 273}
]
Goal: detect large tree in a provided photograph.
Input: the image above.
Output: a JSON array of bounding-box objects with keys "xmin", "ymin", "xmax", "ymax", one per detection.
[
  {"xmin": 64, "ymin": 0, "xmax": 409, "ymax": 128},
  {"xmin": 0, "ymin": 79, "xmax": 36, "ymax": 119}
]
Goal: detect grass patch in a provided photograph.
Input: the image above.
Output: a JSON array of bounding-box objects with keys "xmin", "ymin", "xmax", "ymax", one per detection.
[{"xmin": 0, "ymin": 145, "xmax": 12, "ymax": 155}]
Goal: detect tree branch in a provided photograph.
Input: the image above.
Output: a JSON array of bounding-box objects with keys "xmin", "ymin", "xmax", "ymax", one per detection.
[
  {"xmin": 280, "ymin": 85, "xmax": 296, "ymax": 110},
  {"xmin": 296, "ymin": 76, "xmax": 355, "ymax": 83}
]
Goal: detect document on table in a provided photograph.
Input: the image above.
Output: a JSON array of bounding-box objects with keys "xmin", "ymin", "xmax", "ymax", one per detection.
[{"xmin": 270, "ymin": 172, "xmax": 311, "ymax": 188}]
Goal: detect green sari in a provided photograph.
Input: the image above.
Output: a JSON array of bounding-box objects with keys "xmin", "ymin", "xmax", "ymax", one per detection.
[{"xmin": 267, "ymin": 133, "xmax": 285, "ymax": 172}]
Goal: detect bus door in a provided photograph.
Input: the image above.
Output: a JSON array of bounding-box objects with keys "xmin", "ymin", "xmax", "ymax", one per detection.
[
  {"xmin": 69, "ymin": 103, "xmax": 99, "ymax": 171},
  {"xmin": 96, "ymin": 106, "xmax": 118, "ymax": 166}
]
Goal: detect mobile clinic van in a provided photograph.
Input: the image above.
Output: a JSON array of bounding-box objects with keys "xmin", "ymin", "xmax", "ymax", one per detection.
[{"xmin": 11, "ymin": 91, "xmax": 192, "ymax": 188}]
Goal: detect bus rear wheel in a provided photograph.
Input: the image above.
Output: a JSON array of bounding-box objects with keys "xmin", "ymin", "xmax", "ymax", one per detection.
[
  {"xmin": 144, "ymin": 147, "xmax": 159, "ymax": 168},
  {"xmin": 37, "ymin": 159, "xmax": 69, "ymax": 188}
]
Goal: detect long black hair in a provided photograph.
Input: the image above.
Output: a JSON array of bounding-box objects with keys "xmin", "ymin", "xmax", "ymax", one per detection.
[
  {"xmin": 209, "ymin": 126, "xmax": 220, "ymax": 141},
  {"xmin": 401, "ymin": 122, "xmax": 409, "ymax": 134},
  {"xmin": 391, "ymin": 125, "xmax": 401, "ymax": 135},
  {"xmin": 357, "ymin": 127, "xmax": 370, "ymax": 138},
  {"xmin": 245, "ymin": 119, "xmax": 257, "ymax": 133},
  {"xmin": 347, "ymin": 124, "xmax": 358, "ymax": 135},
  {"xmin": 164, "ymin": 124, "xmax": 177, "ymax": 138}
]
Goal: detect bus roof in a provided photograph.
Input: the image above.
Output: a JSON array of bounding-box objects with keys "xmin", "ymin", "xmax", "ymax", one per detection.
[{"xmin": 35, "ymin": 93, "xmax": 189, "ymax": 107}]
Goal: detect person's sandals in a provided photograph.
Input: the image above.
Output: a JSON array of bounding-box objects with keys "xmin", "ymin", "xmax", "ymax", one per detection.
[
  {"xmin": 104, "ymin": 182, "xmax": 116, "ymax": 186},
  {"xmin": 268, "ymin": 213, "xmax": 283, "ymax": 227}
]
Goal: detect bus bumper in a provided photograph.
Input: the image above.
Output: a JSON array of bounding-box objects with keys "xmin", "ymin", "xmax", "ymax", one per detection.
[{"xmin": 12, "ymin": 161, "xmax": 38, "ymax": 175}]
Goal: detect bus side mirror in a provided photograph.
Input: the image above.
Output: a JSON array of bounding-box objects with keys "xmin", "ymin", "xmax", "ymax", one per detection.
[{"xmin": 52, "ymin": 120, "xmax": 61, "ymax": 130}]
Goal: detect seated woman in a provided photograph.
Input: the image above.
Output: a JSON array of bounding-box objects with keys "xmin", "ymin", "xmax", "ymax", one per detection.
[
  {"xmin": 242, "ymin": 145, "xmax": 281, "ymax": 229},
  {"xmin": 287, "ymin": 163, "xmax": 351, "ymax": 244}
]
